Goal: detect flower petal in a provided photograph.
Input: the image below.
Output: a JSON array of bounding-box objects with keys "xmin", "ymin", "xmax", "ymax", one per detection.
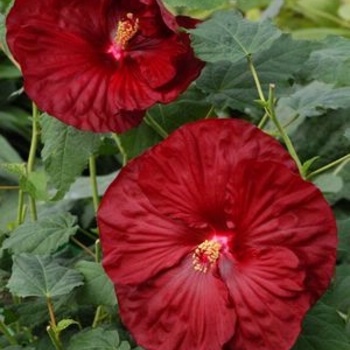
[
  {"xmin": 220, "ymin": 247, "xmax": 309, "ymax": 350},
  {"xmin": 225, "ymin": 160, "xmax": 337, "ymax": 303},
  {"xmin": 117, "ymin": 257, "xmax": 236, "ymax": 350},
  {"xmin": 98, "ymin": 162, "xmax": 202, "ymax": 286},
  {"xmin": 138, "ymin": 119, "xmax": 296, "ymax": 229}
]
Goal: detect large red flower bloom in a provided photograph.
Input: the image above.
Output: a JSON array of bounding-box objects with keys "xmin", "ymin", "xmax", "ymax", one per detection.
[
  {"xmin": 6, "ymin": 0, "xmax": 203, "ymax": 132},
  {"xmin": 98, "ymin": 119, "xmax": 337, "ymax": 350}
]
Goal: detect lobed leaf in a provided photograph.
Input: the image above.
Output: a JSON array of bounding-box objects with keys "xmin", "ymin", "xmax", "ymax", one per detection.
[
  {"xmin": 7, "ymin": 254, "xmax": 83, "ymax": 298},
  {"xmin": 2, "ymin": 213, "xmax": 78, "ymax": 255},
  {"xmin": 40, "ymin": 114, "xmax": 101, "ymax": 200},
  {"xmin": 197, "ymin": 34, "xmax": 316, "ymax": 113},
  {"xmin": 190, "ymin": 10, "xmax": 281, "ymax": 63},
  {"xmin": 302, "ymin": 36, "xmax": 350, "ymax": 86}
]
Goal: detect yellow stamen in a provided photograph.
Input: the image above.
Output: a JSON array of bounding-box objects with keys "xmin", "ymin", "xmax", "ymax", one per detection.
[
  {"xmin": 192, "ymin": 239, "xmax": 221, "ymax": 273},
  {"xmin": 115, "ymin": 13, "xmax": 139, "ymax": 49}
]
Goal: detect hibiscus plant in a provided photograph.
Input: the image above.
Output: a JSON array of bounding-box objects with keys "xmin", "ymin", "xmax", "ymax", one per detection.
[{"xmin": 0, "ymin": 0, "xmax": 350, "ymax": 350}]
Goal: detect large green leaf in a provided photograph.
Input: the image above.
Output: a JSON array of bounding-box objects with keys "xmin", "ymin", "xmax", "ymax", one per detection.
[
  {"xmin": 7, "ymin": 254, "xmax": 83, "ymax": 298},
  {"xmin": 68, "ymin": 328, "xmax": 129, "ymax": 350},
  {"xmin": 75, "ymin": 261, "xmax": 117, "ymax": 306},
  {"xmin": 303, "ymin": 36, "xmax": 350, "ymax": 86},
  {"xmin": 190, "ymin": 11, "xmax": 281, "ymax": 63},
  {"xmin": 2, "ymin": 213, "xmax": 78, "ymax": 255},
  {"xmin": 197, "ymin": 35, "xmax": 316, "ymax": 113},
  {"xmin": 277, "ymin": 82, "xmax": 350, "ymax": 119},
  {"xmin": 292, "ymin": 302, "xmax": 350, "ymax": 350},
  {"xmin": 40, "ymin": 114, "xmax": 102, "ymax": 200}
]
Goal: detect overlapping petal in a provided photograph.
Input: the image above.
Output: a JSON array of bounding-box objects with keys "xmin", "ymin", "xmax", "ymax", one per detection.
[
  {"xmin": 225, "ymin": 160, "xmax": 337, "ymax": 303},
  {"xmin": 117, "ymin": 257, "xmax": 236, "ymax": 350},
  {"xmin": 220, "ymin": 247, "xmax": 308, "ymax": 350},
  {"xmin": 6, "ymin": 0, "xmax": 203, "ymax": 132},
  {"xmin": 98, "ymin": 163, "xmax": 202, "ymax": 286},
  {"xmin": 138, "ymin": 119, "xmax": 296, "ymax": 228}
]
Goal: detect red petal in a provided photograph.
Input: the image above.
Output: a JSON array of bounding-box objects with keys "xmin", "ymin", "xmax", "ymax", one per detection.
[
  {"xmin": 225, "ymin": 160, "xmax": 337, "ymax": 303},
  {"xmin": 98, "ymin": 163, "xmax": 201, "ymax": 286},
  {"xmin": 220, "ymin": 247, "xmax": 309, "ymax": 350},
  {"xmin": 138, "ymin": 119, "xmax": 296, "ymax": 229},
  {"xmin": 117, "ymin": 257, "xmax": 236, "ymax": 350}
]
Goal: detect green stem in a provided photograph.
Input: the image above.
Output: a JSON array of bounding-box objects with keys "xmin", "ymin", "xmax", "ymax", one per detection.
[
  {"xmin": 291, "ymin": 4, "xmax": 350, "ymax": 29},
  {"xmin": 267, "ymin": 85, "xmax": 304, "ymax": 176},
  {"xmin": 27, "ymin": 103, "xmax": 40, "ymax": 221},
  {"xmin": 89, "ymin": 155, "xmax": 100, "ymax": 213},
  {"xmin": 47, "ymin": 326, "xmax": 63, "ymax": 350},
  {"xmin": 205, "ymin": 105, "xmax": 215, "ymax": 119},
  {"xmin": 257, "ymin": 112, "xmax": 269, "ymax": 129},
  {"xmin": 144, "ymin": 113, "xmax": 168, "ymax": 139},
  {"xmin": 247, "ymin": 57, "xmax": 304, "ymax": 176},
  {"xmin": 112, "ymin": 133, "xmax": 127, "ymax": 166},
  {"xmin": 0, "ymin": 319, "xmax": 17, "ymax": 345},
  {"xmin": 47, "ymin": 297, "xmax": 57, "ymax": 328},
  {"xmin": 307, "ymin": 154, "xmax": 350, "ymax": 179},
  {"xmin": 71, "ymin": 236, "xmax": 95, "ymax": 258},
  {"xmin": 0, "ymin": 186, "xmax": 20, "ymax": 190},
  {"xmin": 247, "ymin": 55, "xmax": 266, "ymax": 102},
  {"xmin": 92, "ymin": 306, "xmax": 103, "ymax": 328},
  {"xmin": 16, "ymin": 189, "xmax": 25, "ymax": 226}
]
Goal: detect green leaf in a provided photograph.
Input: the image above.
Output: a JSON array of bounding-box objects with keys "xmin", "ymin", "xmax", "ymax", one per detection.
[
  {"xmin": 190, "ymin": 11, "xmax": 281, "ymax": 63},
  {"xmin": 75, "ymin": 261, "xmax": 117, "ymax": 306},
  {"xmin": 7, "ymin": 254, "xmax": 83, "ymax": 298},
  {"xmin": 0, "ymin": 135, "xmax": 22, "ymax": 163},
  {"xmin": 312, "ymin": 173, "xmax": 343, "ymax": 199},
  {"xmin": 40, "ymin": 114, "xmax": 102, "ymax": 200},
  {"xmin": 292, "ymin": 302, "xmax": 350, "ymax": 350},
  {"xmin": 292, "ymin": 109, "xmax": 350, "ymax": 168},
  {"xmin": 303, "ymin": 36, "xmax": 350, "ymax": 86},
  {"xmin": 197, "ymin": 34, "xmax": 316, "ymax": 113},
  {"xmin": 56, "ymin": 319, "xmax": 79, "ymax": 333},
  {"xmin": 119, "ymin": 88, "xmax": 211, "ymax": 160},
  {"xmin": 345, "ymin": 128, "xmax": 350, "ymax": 141},
  {"xmin": 68, "ymin": 328, "xmax": 128, "ymax": 350},
  {"xmin": 2, "ymin": 213, "xmax": 78, "ymax": 255},
  {"xmin": 118, "ymin": 122, "xmax": 162, "ymax": 161},
  {"xmin": 337, "ymin": 219, "xmax": 350, "ymax": 263},
  {"xmin": 277, "ymin": 82, "xmax": 350, "ymax": 122},
  {"xmin": 19, "ymin": 170, "xmax": 50, "ymax": 201}
]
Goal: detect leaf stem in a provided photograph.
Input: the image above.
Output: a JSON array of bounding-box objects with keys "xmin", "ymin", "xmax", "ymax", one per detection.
[
  {"xmin": 70, "ymin": 236, "xmax": 95, "ymax": 258},
  {"xmin": 307, "ymin": 154, "xmax": 350, "ymax": 179},
  {"xmin": 112, "ymin": 133, "xmax": 127, "ymax": 166},
  {"xmin": 16, "ymin": 189, "xmax": 25, "ymax": 226},
  {"xmin": 144, "ymin": 113, "xmax": 168, "ymax": 139},
  {"xmin": 47, "ymin": 297, "xmax": 57, "ymax": 328},
  {"xmin": 27, "ymin": 103, "xmax": 40, "ymax": 221},
  {"xmin": 89, "ymin": 155, "xmax": 100, "ymax": 213},
  {"xmin": 0, "ymin": 319, "xmax": 17, "ymax": 345}
]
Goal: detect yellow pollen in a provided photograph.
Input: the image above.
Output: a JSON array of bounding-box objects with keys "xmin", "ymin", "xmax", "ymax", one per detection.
[
  {"xmin": 192, "ymin": 240, "xmax": 221, "ymax": 273},
  {"xmin": 115, "ymin": 13, "xmax": 139, "ymax": 49}
]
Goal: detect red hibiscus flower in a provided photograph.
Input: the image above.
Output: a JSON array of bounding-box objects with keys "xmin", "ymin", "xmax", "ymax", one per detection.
[
  {"xmin": 98, "ymin": 119, "xmax": 337, "ymax": 350},
  {"xmin": 6, "ymin": 0, "xmax": 204, "ymax": 132}
]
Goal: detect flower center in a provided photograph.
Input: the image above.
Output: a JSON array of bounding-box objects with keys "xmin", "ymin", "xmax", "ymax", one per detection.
[
  {"xmin": 115, "ymin": 13, "xmax": 139, "ymax": 49},
  {"xmin": 192, "ymin": 239, "xmax": 222, "ymax": 273}
]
